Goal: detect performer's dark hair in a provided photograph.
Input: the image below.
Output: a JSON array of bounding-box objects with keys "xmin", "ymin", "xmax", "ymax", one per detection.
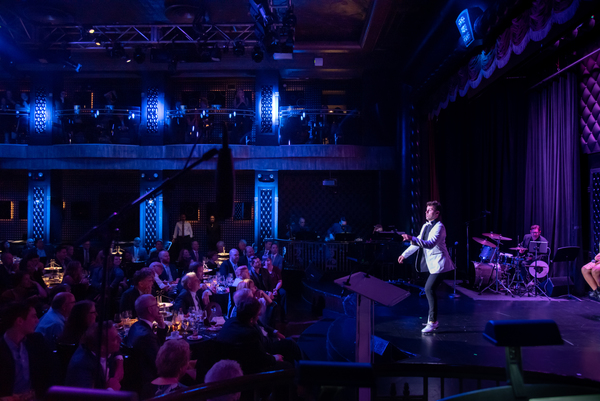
[{"xmin": 427, "ymin": 201, "xmax": 442, "ymax": 214}]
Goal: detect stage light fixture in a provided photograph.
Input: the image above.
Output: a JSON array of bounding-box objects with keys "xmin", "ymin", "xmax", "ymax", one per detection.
[
  {"xmin": 133, "ymin": 47, "xmax": 146, "ymax": 64},
  {"xmin": 252, "ymin": 46, "xmax": 264, "ymax": 63},
  {"xmin": 233, "ymin": 41, "xmax": 245, "ymax": 56},
  {"xmin": 456, "ymin": 7, "xmax": 484, "ymax": 47}
]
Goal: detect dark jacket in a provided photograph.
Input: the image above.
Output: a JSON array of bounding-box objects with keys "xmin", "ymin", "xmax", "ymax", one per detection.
[
  {"xmin": 0, "ymin": 332, "xmax": 54, "ymax": 398},
  {"xmin": 125, "ymin": 320, "xmax": 167, "ymax": 399},
  {"xmin": 219, "ymin": 260, "xmax": 236, "ymax": 277},
  {"xmin": 217, "ymin": 316, "xmax": 276, "ymax": 373},
  {"xmin": 173, "ymin": 289, "xmax": 205, "ymax": 314},
  {"xmin": 249, "ymin": 268, "xmax": 268, "ymax": 292},
  {"xmin": 65, "ymin": 345, "xmax": 118, "ymax": 389},
  {"xmin": 120, "ymin": 286, "xmax": 141, "ymax": 317}
]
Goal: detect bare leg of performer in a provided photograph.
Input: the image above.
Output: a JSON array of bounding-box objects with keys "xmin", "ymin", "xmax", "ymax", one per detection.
[{"xmin": 581, "ymin": 262, "xmax": 600, "ymax": 299}]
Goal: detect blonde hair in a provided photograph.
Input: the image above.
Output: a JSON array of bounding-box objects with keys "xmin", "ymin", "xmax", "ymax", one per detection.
[{"xmin": 236, "ymin": 279, "xmax": 254, "ymax": 292}]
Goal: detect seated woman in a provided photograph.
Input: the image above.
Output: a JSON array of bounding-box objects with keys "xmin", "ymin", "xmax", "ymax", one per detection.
[
  {"xmin": 177, "ymin": 249, "xmax": 192, "ymax": 274},
  {"xmin": 232, "ymin": 279, "xmax": 273, "ymax": 324},
  {"xmin": 58, "ymin": 300, "xmax": 97, "ymax": 345},
  {"xmin": 19, "ymin": 253, "xmax": 48, "ymax": 294},
  {"xmin": 173, "ymin": 272, "xmax": 209, "ymax": 314},
  {"xmin": 0, "ymin": 271, "xmax": 47, "ymax": 306},
  {"xmin": 152, "ymin": 340, "xmax": 190, "ymax": 396},
  {"xmin": 62, "ymin": 260, "xmax": 90, "ymax": 301},
  {"xmin": 204, "ymin": 251, "xmax": 218, "ymax": 274}
]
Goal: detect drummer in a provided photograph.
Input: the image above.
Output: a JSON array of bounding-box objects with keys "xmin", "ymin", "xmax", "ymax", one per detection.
[{"xmin": 518, "ymin": 225, "xmax": 549, "ymax": 262}]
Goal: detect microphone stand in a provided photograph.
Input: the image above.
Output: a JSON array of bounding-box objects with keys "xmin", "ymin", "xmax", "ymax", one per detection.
[
  {"xmin": 465, "ymin": 212, "xmax": 489, "ymax": 286},
  {"xmin": 449, "ymin": 243, "xmax": 460, "ymax": 299}
]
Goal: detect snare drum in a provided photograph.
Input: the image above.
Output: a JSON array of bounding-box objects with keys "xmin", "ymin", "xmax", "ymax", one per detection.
[
  {"xmin": 473, "ymin": 262, "xmax": 497, "ymax": 290},
  {"xmin": 479, "ymin": 245, "xmax": 498, "ymax": 263}
]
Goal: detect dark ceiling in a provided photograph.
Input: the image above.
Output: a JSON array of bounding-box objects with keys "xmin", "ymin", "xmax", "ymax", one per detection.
[{"xmin": 0, "ymin": 0, "xmax": 499, "ymax": 87}]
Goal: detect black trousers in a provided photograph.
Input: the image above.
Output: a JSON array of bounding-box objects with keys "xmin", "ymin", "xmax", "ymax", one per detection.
[{"xmin": 424, "ymin": 272, "xmax": 446, "ymax": 322}]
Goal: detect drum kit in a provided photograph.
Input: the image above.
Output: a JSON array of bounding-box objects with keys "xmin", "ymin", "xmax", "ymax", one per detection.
[{"xmin": 472, "ymin": 233, "xmax": 548, "ymax": 297}]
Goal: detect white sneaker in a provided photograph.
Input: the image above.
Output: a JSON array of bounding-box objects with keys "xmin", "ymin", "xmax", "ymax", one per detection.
[{"xmin": 421, "ymin": 321, "xmax": 439, "ymax": 333}]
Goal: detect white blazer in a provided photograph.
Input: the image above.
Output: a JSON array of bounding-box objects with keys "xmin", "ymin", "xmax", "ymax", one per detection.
[{"xmin": 401, "ymin": 220, "xmax": 455, "ymax": 274}]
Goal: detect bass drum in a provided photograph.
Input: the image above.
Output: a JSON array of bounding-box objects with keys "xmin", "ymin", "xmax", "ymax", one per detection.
[
  {"xmin": 527, "ymin": 260, "xmax": 549, "ymax": 279},
  {"xmin": 473, "ymin": 262, "xmax": 497, "ymax": 290}
]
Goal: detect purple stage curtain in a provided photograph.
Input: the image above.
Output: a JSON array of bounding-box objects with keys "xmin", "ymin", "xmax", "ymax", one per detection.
[{"xmin": 525, "ymin": 73, "xmax": 583, "ymax": 282}]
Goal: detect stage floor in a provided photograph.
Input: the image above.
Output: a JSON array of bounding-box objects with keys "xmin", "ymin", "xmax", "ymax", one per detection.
[{"xmin": 371, "ymin": 282, "xmax": 600, "ymax": 382}]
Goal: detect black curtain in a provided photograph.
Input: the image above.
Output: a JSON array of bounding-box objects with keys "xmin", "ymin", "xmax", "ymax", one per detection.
[
  {"xmin": 525, "ymin": 73, "xmax": 582, "ymax": 282},
  {"xmin": 420, "ymin": 78, "xmax": 528, "ymax": 277}
]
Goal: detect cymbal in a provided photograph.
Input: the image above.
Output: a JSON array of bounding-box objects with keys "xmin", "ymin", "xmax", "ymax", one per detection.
[
  {"xmin": 472, "ymin": 237, "xmax": 497, "ymax": 248},
  {"xmin": 482, "ymin": 233, "xmax": 512, "ymax": 241},
  {"xmin": 510, "ymin": 246, "xmax": 527, "ymax": 252}
]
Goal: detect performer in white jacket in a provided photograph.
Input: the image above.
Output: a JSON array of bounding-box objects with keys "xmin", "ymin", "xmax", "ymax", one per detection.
[{"xmin": 398, "ymin": 201, "xmax": 455, "ymax": 333}]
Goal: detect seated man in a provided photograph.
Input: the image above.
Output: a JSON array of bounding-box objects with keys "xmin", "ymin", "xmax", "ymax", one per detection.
[
  {"xmin": 147, "ymin": 239, "xmax": 165, "ymax": 263},
  {"xmin": 234, "ymin": 289, "xmax": 302, "ymax": 363},
  {"xmin": 120, "ymin": 268, "xmax": 154, "ymax": 317},
  {"xmin": 190, "ymin": 240, "xmax": 202, "ymax": 262},
  {"xmin": 35, "ymin": 292, "xmax": 75, "ymax": 350},
  {"xmin": 249, "ymin": 256, "xmax": 268, "ymax": 292},
  {"xmin": 0, "ymin": 302, "xmax": 53, "ymax": 398},
  {"xmin": 158, "ymin": 250, "xmax": 178, "ymax": 283},
  {"xmin": 582, "ymin": 253, "xmax": 600, "ymax": 300},
  {"xmin": 238, "ymin": 239, "xmax": 248, "ymax": 267},
  {"xmin": 149, "ymin": 262, "xmax": 175, "ymax": 295},
  {"xmin": 219, "ymin": 248, "xmax": 239, "ymax": 278},
  {"xmin": 262, "ymin": 257, "xmax": 287, "ymax": 323},
  {"xmin": 125, "ymin": 294, "xmax": 168, "ymax": 399},
  {"xmin": 173, "ymin": 272, "xmax": 209, "ymax": 314},
  {"xmin": 127, "ymin": 237, "xmax": 148, "ymax": 262},
  {"xmin": 217, "ymin": 297, "xmax": 288, "ymax": 374},
  {"xmin": 53, "ymin": 245, "xmax": 69, "ymax": 269},
  {"xmin": 65, "ymin": 321, "xmax": 123, "ymax": 390},
  {"xmin": 270, "ymin": 243, "xmax": 284, "ymax": 270},
  {"xmin": 326, "ymin": 216, "xmax": 351, "ymax": 241}
]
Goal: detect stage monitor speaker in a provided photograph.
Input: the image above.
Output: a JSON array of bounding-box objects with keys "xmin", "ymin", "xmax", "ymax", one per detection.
[
  {"xmin": 542, "ymin": 277, "xmax": 572, "ymax": 297},
  {"xmin": 305, "ymin": 264, "xmax": 323, "ymax": 282},
  {"xmin": 372, "ymin": 335, "xmax": 415, "ymax": 363}
]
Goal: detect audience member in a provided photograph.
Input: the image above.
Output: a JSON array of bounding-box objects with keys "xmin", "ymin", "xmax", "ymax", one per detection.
[
  {"xmin": 249, "ymin": 256, "xmax": 268, "ymax": 292},
  {"xmin": 62, "ymin": 260, "xmax": 90, "ymax": 301},
  {"xmin": 159, "ymin": 250, "xmax": 178, "ymax": 283},
  {"xmin": 270, "ymin": 243, "xmax": 284, "ymax": 270},
  {"xmin": 245, "ymin": 245, "xmax": 255, "ymax": 260},
  {"xmin": 35, "ymin": 292, "xmax": 75, "ymax": 350},
  {"xmin": 204, "ymin": 360, "xmax": 243, "ymax": 401},
  {"xmin": 149, "ymin": 262, "xmax": 174, "ymax": 294},
  {"xmin": 32, "ymin": 238, "xmax": 54, "ymax": 263},
  {"xmin": 65, "ymin": 244, "xmax": 75, "ymax": 264},
  {"xmin": 205, "ymin": 251, "xmax": 219, "ymax": 274},
  {"xmin": 1, "ymin": 271, "xmax": 47, "ymax": 305},
  {"xmin": 177, "ymin": 248, "xmax": 192, "ymax": 272},
  {"xmin": 58, "ymin": 300, "xmax": 97, "ymax": 345},
  {"xmin": 0, "ymin": 302, "xmax": 53, "ymax": 398},
  {"xmin": 152, "ymin": 339, "xmax": 190, "ymax": 396},
  {"xmin": 148, "ymin": 239, "xmax": 165, "ymax": 263},
  {"xmin": 220, "ymin": 249, "xmax": 239, "ymax": 277},
  {"xmin": 21, "ymin": 238, "xmax": 35, "ymax": 257},
  {"xmin": 90, "ymin": 253, "xmax": 126, "ymax": 294},
  {"xmin": 19, "ymin": 253, "xmax": 48, "ymax": 294},
  {"xmin": 0, "ymin": 252, "xmax": 16, "ymax": 292},
  {"xmin": 174, "ymin": 272, "xmax": 208, "ymax": 314},
  {"xmin": 238, "ymin": 240, "xmax": 248, "ymax": 267},
  {"xmin": 260, "ymin": 240, "xmax": 272, "ymax": 262},
  {"xmin": 53, "ymin": 245, "xmax": 69, "ymax": 269},
  {"xmin": 65, "ymin": 321, "xmax": 123, "ymax": 390},
  {"xmin": 120, "ymin": 268, "xmax": 154, "ymax": 317},
  {"xmin": 217, "ymin": 297, "xmax": 286, "ymax": 374},
  {"xmin": 76, "ymin": 241, "xmax": 96, "ymax": 270},
  {"xmin": 216, "ymin": 240, "xmax": 226, "ymax": 254},
  {"xmin": 125, "ymin": 294, "xmax": 168, "ymax": 399},
  {"xmin": 263, "ymin": 257, "xmax": 287, "ymax": 323},
  {"xmin": 190, "ymin": 240, "xmax": 202, "ymax": 262},
  {"xmin": 127, "ymin": 237, "xmax": 148, "ymax": 262}
]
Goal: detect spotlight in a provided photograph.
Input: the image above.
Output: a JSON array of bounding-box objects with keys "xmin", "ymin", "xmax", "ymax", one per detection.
[
  {"xmin": 133, "ymin": 47, "xmax": 146, "ymax": 64},
  {"xmin": 251, "ymin": 46, "xmax": 264, "ymax": 63},
  {"xmin": 88, "ymin": 28, "xmax": 95, "ymax": 34},
  {"xmin": 95, "ymin": 40, "xmax": 102, "ymax": 46},
  {"xmin": 233, "ymin": 41, "xmax": 245, "ymax": 56}
]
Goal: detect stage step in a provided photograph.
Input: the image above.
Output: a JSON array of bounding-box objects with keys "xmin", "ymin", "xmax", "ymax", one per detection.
[{"xmin": 297, "ymin": 308, "xmax": 346, "ymax": 361}]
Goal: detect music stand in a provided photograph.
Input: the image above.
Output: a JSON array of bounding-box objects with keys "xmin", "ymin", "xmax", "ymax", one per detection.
[{"xmin": 551, "ymin": 246, "xmax": 580, "ymax": 301}]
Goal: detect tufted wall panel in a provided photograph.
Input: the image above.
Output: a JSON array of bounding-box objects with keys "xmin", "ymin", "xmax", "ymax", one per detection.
[{"xmin": 580, "ymin": 50, "xmax": 600, "ymax": 154}]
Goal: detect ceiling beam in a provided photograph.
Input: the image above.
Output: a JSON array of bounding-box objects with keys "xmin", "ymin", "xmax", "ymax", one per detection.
[{"xmin": 360, "ymin": 0, "xmax": 394, "ymax": 52}]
